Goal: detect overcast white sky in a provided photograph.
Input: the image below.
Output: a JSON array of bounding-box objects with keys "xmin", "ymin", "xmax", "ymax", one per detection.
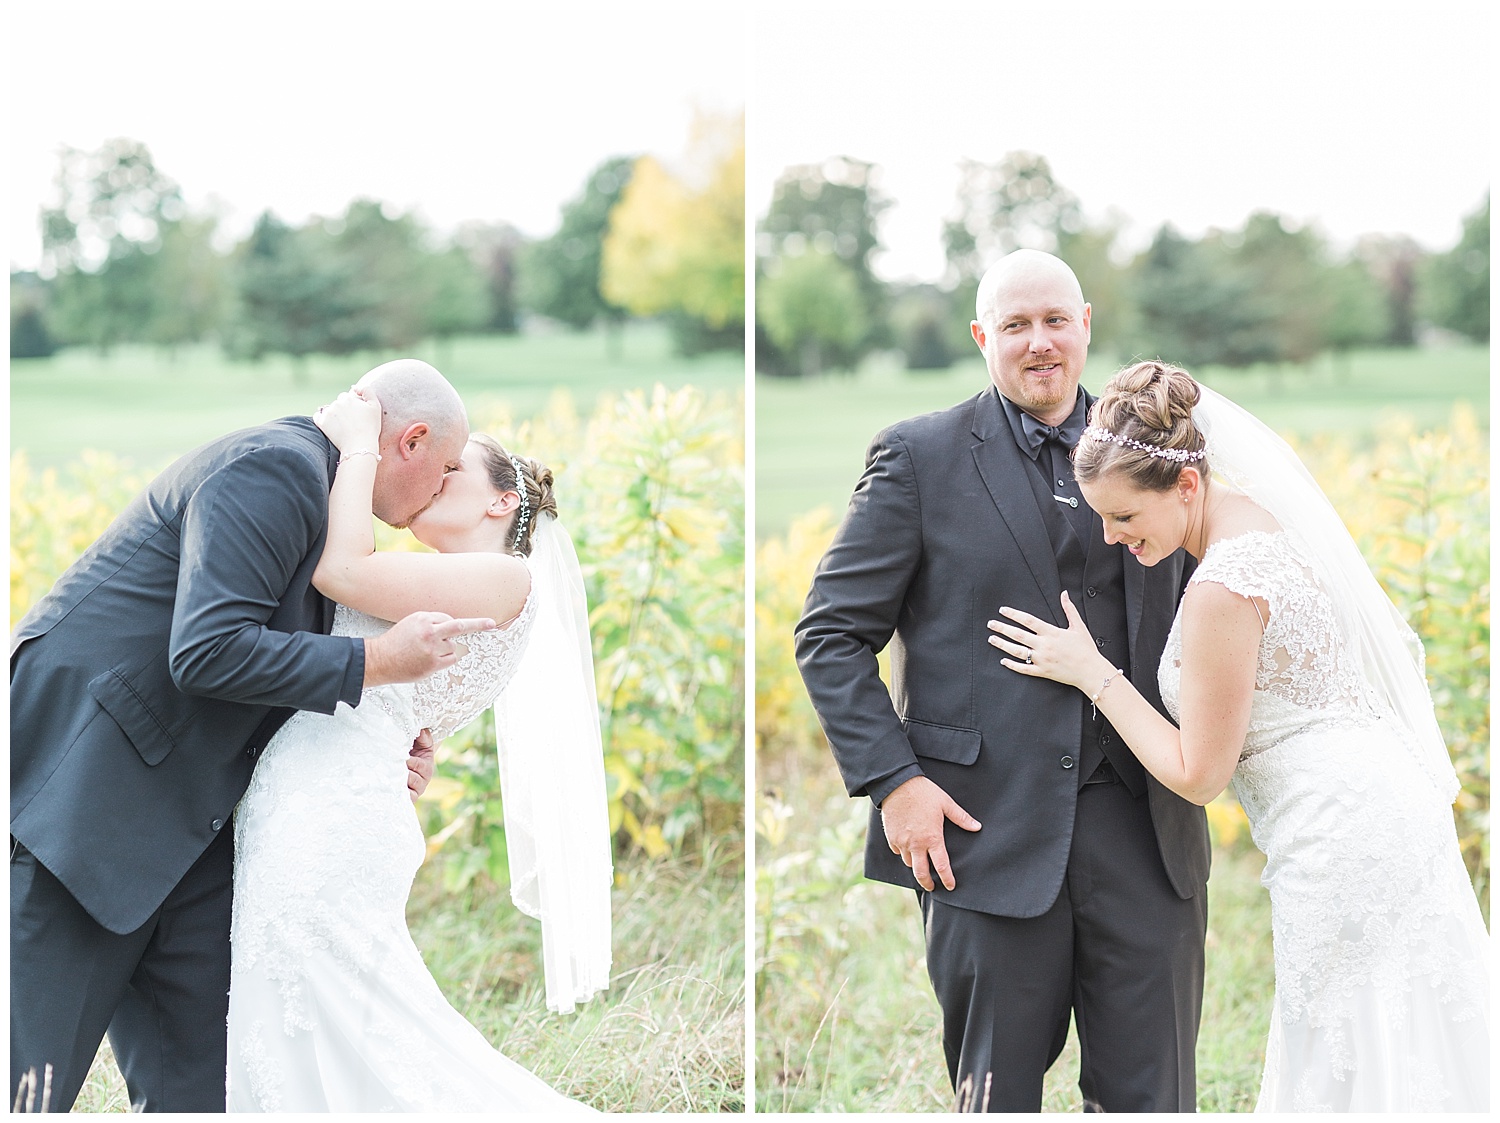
[
  {"xmin": 10, "ymin": 2, "xmax": 1490, "ymax": 284},
  {"xmin": 9, "ymin": 1, "xmax": 746, "ymax": 271},
  {"xmin": 752, "ymin": 1, "xmax": 1491, "ymax": 282}
]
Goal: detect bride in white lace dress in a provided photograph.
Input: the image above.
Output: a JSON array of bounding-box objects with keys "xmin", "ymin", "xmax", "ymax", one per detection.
[
  {"xmin": 228, "ymin": 389, "xmax": 609, "ymax": 1111},
  {"xmin": 988, "ymin": 362, "xmax": 1488, "ymax": 1111}
]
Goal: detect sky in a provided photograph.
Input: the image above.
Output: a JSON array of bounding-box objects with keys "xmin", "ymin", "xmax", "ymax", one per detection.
[
  {"xmin": 10, "ymin": 2, "xmax": 1490, "ymax": 284},
  {"xmin": 9, "ymin": 1, "xmax": 746, "ymax": 271},
  {"xmin": 751, "ymin": 1, "xmax": 1492, "ymax": 282}
]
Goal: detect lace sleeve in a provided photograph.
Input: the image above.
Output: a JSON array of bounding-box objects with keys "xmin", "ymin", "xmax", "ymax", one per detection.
[
  {"xmin": 1187, "ymin": 532, "xmax": 1282, "ymax": 609},
  {"xmin": 411, "ymin": 592, "xmax": 538, "ymax": 739},
  {"xmin": 1191, "ymin": 531, "xmax": 1369, "ymax": 713}
]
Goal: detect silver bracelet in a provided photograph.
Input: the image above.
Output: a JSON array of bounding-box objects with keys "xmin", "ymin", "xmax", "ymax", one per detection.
[
  {"xmin": 1090, "ymin": 667, "xmax": 1123, "ymax": 719},
  {"xmin": 338, "ymin": 449, "xmax": 382, "ymax": 465}
]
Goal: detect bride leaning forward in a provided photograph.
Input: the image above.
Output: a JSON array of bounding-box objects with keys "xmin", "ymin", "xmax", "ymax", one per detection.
[{"xmin": 987, "ymin": 361, "xmax": 1488, "ymax": 1111}]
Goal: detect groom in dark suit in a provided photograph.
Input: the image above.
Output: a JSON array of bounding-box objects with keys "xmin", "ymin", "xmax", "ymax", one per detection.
[
  {"xmin": 11, "ymin": 359, "xmax": 490, "ymax": 1112},
  {"xmin": 796, "ymin": 251, "xmax": 1211, "ymax": 1111}
]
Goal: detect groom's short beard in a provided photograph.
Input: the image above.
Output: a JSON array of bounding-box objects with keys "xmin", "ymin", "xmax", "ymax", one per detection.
[{"xmin": 390, "ymin": 497, "xmax": 436, "ymax": 531}]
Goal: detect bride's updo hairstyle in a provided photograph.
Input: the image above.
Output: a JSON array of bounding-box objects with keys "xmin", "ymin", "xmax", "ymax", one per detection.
[
  {"xmin": 1074, "ymin": 360, "xmax": 1208, "ymax": 493},
  {"xmin": 470, "ymin": 433, "xmax": 557, "ymax": 556}
]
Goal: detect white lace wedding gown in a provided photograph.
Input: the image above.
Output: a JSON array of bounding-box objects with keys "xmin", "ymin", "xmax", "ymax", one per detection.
[
  {"xmin": 1159, "ymin": 531, "xmax": 1489, "ymax": 1112},
  {"xmin": 227, "ymin": 596, "xmax": 591, "ymax": 1112}
]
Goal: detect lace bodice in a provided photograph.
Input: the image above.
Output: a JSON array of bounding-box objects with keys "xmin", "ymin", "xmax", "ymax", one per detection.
[
  {"xmin": 335, "ymin": 587, "xmax": 537, "ymax": 741},
  {"xmin": 1159, "ymin": 530, "xmax": 1383, "ymax": 759}
]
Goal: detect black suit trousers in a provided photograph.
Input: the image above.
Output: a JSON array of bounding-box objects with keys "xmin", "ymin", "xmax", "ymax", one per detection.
[
  {"xmin": 10, "ymin": 830, "xmax": 233, "ymax": 1113},
  {"xmin": 920, "ymin": 777, "xmax": 1206, "ymax": 1112}
]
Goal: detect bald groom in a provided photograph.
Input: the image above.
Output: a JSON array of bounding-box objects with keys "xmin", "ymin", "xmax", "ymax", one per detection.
[{"xmin": 796, "ymin": 251, "xmax": 1210, "ymax": 1111}]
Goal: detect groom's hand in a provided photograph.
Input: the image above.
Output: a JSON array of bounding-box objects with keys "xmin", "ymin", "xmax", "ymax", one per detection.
[
  {"xmin": 407, "ymin": 729, "xmax": 436, "ymax": 802},
  {"xmin": 881, "ymin": 775, "xmax": 981, "ymax": 892},
  {"xmin": 362, "ymin": 612, "xmax": 498, "ymax": 687}
]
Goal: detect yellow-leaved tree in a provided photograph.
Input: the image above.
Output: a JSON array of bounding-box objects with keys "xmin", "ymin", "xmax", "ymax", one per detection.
[{"xmin": 601, "ymin": 110, "xmax": 744, "ymax": 339}]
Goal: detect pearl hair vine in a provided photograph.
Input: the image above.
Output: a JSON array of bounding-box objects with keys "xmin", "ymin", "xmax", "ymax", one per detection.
[
  {"xmin": 509, "ymin": 454, "xmax": 531, "ymax": 549},
  {"xmin": 1081, "ymin": 425, "xmax": 1208, "ymax": 463}
]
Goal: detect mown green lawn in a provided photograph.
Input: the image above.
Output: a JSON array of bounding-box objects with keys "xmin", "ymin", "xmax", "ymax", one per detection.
[
  {"xmin": 755, "ymin": 344, "xmax": 1489, "ymax": 537},
  {"xmin": 10, "ymin": 324, "xmax": 745, "ymax": 469}
]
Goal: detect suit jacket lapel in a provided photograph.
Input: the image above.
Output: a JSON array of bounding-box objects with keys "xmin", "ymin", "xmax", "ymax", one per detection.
[{"xmin": 970, "ymin": 390, "xmax": 1065, "ymax": 627}]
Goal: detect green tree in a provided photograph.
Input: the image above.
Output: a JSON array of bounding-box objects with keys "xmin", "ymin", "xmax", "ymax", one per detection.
[
  {"xmin": 758, "ymin": 249, "xmax": 867, "ymax": 377},
  {"xmin": 890, "ymin": 283, "xmax": 958, "ymax": 371},
  {"xmin": 941, "ymin": 152, "xmax": 1083, "ymax": 285},
  {"xmin": 10, "ymin": 272, "xmax": 57, "ymax": 359},
  {"xmin": 758, "ymin": 157, "xmax": 890, "ymax": 373},
  {"xmin": 1131, "ymin": 225, "xmax": 1276, "ymax": 369},
  {"xmin": 1419, "ymin": 194, "xmax": 1489, "ymax": 343},
  {"xmin": 1055, "ymin": 217, "xmax": 1133, "ymax": 358},
  {"xmin": 1323, "ymin": 258, "xmax": 1388, "ymax": 375},
  {"xmin": 144, "ymin": 212, "xmax": 229, "ymax": 353},
  {"xmin": 40, "ymin": 139, "xmax": 188, "ymax": 352},
  {"xmin": 422, "ymin": 244, "xmax": 489, "ymax": 357},
  {"xmin": 519, "ymin": 156, "xmax": 635, "ymax": 337},
  {"xmin": 230, "ymin": 211, "xmax": 380, "ymax": 377},
  {"xmin": 1233, "ymin": 211, "xmax": 1334, "ymax": 365}
]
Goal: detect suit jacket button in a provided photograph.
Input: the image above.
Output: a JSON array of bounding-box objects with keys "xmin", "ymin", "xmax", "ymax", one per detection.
[
  {"xmin": 211, "ymin": 818, "xmax": 224, "ymax": 832},
  {"xmin": 1087, "ymin": 586, "xmax": 1098, "ymax": 597},
  {"xmin": 1101, "ymin": 731, "xmax": 1113, "ymax": 746},
  {"xmin": 1060, "ymin": 755, "xmax": 1075, "ymax": 769},
  {"xmin": 1095, "ymin": 637, "xmax": 1107, "ymax": 648}
]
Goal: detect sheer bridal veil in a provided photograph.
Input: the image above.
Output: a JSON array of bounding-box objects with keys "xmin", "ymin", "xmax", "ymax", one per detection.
[
  {"xmin": 492, "ymin": 513, "xmax": 613, "ymax": 1013},
  {"xmin": 1194, "ymin": 385, "xmax": 1460, "ymax": 804}
]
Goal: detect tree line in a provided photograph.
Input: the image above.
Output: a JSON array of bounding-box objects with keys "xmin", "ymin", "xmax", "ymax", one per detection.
[
  {"xmin": 11, "ymin": 121, "xmax": 745, "ymax": 368},
  {"xmin": 756, "ymin": 152, "xmax": 1489, "ymax": 378}
]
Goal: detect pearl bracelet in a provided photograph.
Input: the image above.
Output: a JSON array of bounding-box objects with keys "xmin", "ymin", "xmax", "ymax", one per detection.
[
  {"xmin": 1090, "ymin": 667, "xmax": 1123, "ymax": 719},
  {"xmin": 338, "ymin": 449, "xmax": 382, "ymax": 465}
]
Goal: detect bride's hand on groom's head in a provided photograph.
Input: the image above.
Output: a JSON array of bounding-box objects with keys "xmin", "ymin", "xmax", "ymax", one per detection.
[{"xmin": 315, "ymin": 387, "xmax": 384, "ymax": 454}]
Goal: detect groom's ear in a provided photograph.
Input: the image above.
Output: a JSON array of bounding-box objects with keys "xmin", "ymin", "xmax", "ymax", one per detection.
[
  {"xmin": 395, "ymin": 422, "xmax": 430, "ymax": 459},
  {"xmin": 1082, "ymin": 302, "xmax": 1092, "ymax": 343},
  {"xmin": 970, "ymin": 320, "xmax": 986, "ymax": 351}
]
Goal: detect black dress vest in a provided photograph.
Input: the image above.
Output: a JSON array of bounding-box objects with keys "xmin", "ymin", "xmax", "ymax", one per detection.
[{"xmin": 1021, "ymin": 444, "xmax": 1146, "ymax": 796}]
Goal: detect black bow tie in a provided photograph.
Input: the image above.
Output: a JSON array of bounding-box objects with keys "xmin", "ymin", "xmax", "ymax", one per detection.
[{"xmin": 1021, "ymin": 411, "xmax": 1084, "ymax": 453}]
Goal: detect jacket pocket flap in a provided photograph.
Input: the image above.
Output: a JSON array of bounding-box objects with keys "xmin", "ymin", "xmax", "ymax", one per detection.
[
  {"xmin": 88, "ymin": 670, "xmax": 176, "ymax": 766},
  {"xmin": 903, "ymin": 719, "xmax": 981, "ymax": 766}
]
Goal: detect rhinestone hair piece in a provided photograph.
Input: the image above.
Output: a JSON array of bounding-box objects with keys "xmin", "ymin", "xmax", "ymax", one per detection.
[
  {"xmin": 1081, "ymin": 425, "xmax": 1208, "ymax": 463},
  {"xmin": 509, "ymin": 454, "xmax": 531, "ymax": 550}
]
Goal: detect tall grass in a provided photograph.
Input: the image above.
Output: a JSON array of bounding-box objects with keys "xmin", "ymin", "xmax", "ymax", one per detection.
[
  {"xmin": 756, "ymin": 754, "xmax": 1272, "ymax": 1112},
  {"xmin": 72, "ymin": 846, "xmax": 744, "ymax": 1113}
]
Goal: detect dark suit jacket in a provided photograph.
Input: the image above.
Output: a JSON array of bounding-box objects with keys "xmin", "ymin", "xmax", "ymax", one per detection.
[
  {"xmin": 10, "ymin": 417, "xmax": 366, "ymax": 935},
  {"xmin": 795, "ymin": 387, "xmax": 1211, "ymax": 918}
]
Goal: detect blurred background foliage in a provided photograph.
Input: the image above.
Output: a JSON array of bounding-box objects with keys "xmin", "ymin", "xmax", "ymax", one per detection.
[
  {"xmin": 11, "ymin": 385, "xmax": 744, "ymax": 872},
  {"xmin": 12, "ymin": 115, "xmax": 745, "ymax": 368},
  {"xmin": 754, "ymin": 150, "xmax": 1488, "ymax": 380}
]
